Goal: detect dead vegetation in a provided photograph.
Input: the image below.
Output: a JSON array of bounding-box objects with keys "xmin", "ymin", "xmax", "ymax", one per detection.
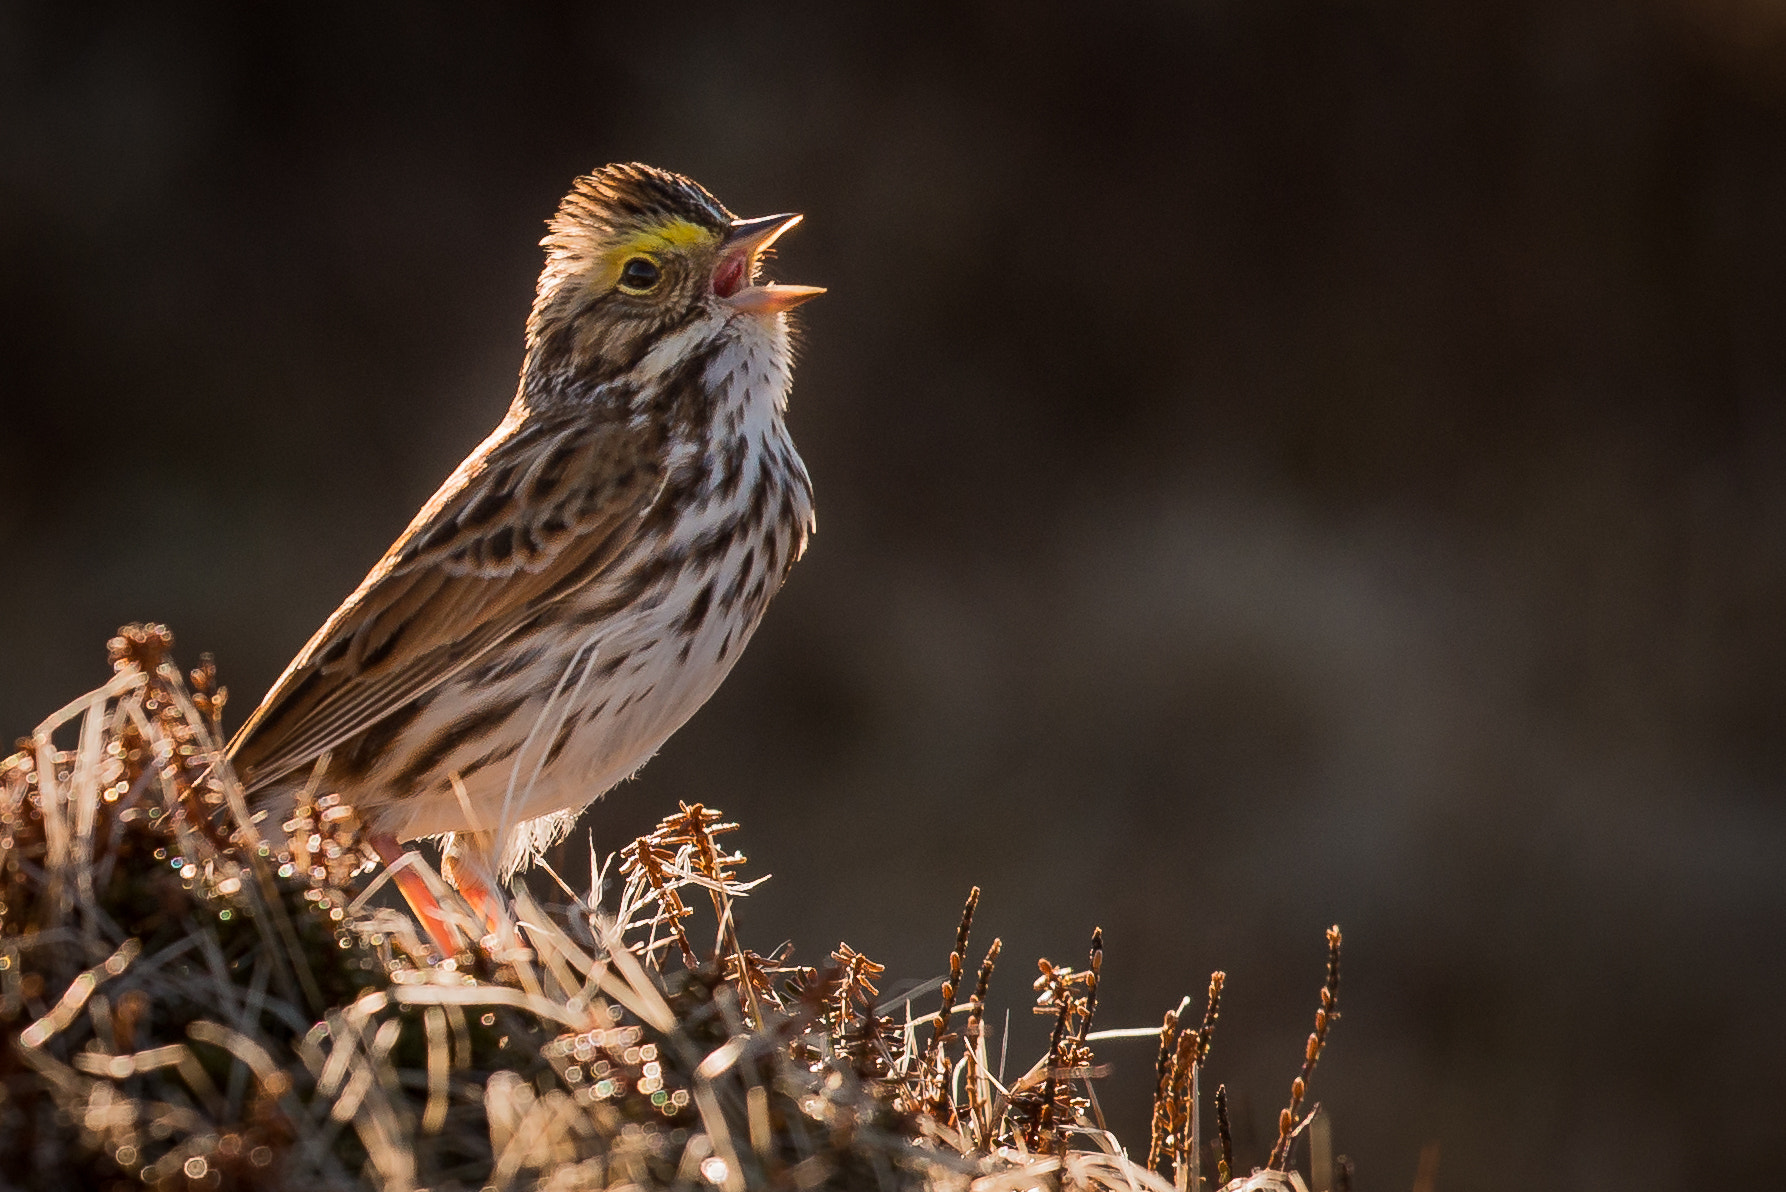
[{"xmin": 0, "ymin": 627, "xmax": 1347, "ymax": 1192}]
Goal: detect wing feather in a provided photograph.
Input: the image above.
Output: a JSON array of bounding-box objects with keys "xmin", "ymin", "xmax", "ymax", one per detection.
[{"xmin": 228, "ymin": 410, "xmax": 664, "ymax": 791}]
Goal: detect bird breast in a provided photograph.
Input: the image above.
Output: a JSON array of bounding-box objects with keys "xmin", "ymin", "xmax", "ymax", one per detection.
[{"xmin": 365, "ymin": 326, "xmax": 813, "ymax": 851}]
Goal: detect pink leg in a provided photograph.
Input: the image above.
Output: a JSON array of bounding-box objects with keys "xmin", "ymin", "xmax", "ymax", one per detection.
[
  {"xmin": 369, "ymin": 833, "xmax": 462, "ymax": 959},
  {"xmin": 440, "ymin": 831, "xmax": 508, "ymax": 941}
]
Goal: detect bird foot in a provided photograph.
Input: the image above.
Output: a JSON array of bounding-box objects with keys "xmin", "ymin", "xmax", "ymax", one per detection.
[
  {"xmin": 440, "ymin": 847, "xmax": 512, "ymax": 946},
  {"xmin": 369, "ymin": 834, "xmax": 472, "ymax": 960}
]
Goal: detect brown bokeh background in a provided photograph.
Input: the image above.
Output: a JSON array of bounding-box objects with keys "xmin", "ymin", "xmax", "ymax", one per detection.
[{"xmin": 4, "ymin": 4, "xmax": 1784, "ymax": 1189}]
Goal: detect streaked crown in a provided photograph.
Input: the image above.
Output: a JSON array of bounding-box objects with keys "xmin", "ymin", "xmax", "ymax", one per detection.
[{"xmin": 547, "ymin": 163, "xmax": 732, "ymax": 247}]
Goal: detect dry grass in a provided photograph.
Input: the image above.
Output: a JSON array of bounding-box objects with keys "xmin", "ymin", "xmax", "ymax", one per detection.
[{"xmin": 0, "ymin": 626, "xmax": 1347, "ymax": 1192}]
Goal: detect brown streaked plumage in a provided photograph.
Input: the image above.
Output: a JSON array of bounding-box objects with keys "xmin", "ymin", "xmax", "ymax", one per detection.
[{"xmin": 228, "ymin": 164, "xmax": 821, "ymax": 950}]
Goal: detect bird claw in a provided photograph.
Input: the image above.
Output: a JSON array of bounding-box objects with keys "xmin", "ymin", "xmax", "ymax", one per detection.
[{"xmin": 369, "ymin": 833, "xmax": 483, "ymax": 962}]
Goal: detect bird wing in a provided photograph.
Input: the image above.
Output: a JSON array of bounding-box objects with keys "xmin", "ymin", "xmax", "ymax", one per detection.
[{"xmin": 227, "ymin": 409, "xmax": 667, "ymax": 793}]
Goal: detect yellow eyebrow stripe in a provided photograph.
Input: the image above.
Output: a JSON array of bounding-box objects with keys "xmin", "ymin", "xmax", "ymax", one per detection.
[
  {"xmin": 589, "ymin": 218, "xmax": 716, "ymax": 293},
  {"xmin": 624, "ymin": 218, "xmax": 712, "ymax": 253}
]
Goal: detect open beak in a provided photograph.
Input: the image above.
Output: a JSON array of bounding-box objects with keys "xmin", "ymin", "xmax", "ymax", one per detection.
[{"xmin": 714, "ymin": 212, "xmax": 826, "ymax": 315}]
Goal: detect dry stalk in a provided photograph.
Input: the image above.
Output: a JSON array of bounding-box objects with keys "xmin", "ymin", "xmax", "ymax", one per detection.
[
  {"xmin": 1156, "ymin": 969, "xmax": 1224, "ymax": 1185},
  {"xmin": 1147, "ymin": 1005, "xmax": 1180, "ymax": 1171},
  {"xmin": 925, "ymin": 886, "xmax": 979, "ymax": 1120},
  {"xmin": 961, "ymin": 936, "xmax": 1003, "ymax": 1149},
  {"xmin": 1026, "ymin": 929, "xmax": 1102, "ymax": 1155},
  {"xmin": 1215, "ymin": 1082, "xmax": 1235, "ymax": 1186},
  {"xmin": 1268, "ymin": 925, "xmax": 1343, "ymax": 1172},
  {"xmin": 615, "ymin": 834, "xmax": 699, "ymax": 969}
]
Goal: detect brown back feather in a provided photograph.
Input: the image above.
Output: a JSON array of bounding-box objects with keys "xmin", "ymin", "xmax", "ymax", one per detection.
[{"xmin": 228, "ymin": 408, "xmax": 665, "ymax": 793}]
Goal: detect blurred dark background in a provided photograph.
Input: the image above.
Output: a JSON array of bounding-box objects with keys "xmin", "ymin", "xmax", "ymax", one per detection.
[{"xmin": 4, "ymin": 3, "xmax": 1784, "ymax": 1188}]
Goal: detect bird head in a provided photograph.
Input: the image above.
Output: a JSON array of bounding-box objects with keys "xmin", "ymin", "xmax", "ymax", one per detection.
[{"xmin": 523, "ymin": 163, "xmax": 823, "ymax": 393}]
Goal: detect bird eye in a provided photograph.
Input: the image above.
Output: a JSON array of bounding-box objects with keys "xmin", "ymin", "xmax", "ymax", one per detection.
[{"xmin": 617, "ymin": 256, "xmax": 661, "ymax": 294}]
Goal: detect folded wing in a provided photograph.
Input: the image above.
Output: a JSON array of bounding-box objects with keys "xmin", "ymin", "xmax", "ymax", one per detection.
[{"xmin": 228, "ymin": 410, "xmax": 665, "ymax": 792}]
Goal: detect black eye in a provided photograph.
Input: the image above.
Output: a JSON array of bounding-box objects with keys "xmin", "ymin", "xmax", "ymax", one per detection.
[{"xmin": 617, "ymin": 256, "xmax": 661, "ymax": 293}]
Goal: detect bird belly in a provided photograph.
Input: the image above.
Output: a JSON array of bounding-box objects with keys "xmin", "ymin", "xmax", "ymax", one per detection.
[{"xmin": 362, "ymin": 527, "xmax": 781, "ymax": 853}]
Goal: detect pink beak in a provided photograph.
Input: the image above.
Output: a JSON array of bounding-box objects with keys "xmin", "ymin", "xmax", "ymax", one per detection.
[{"xmin": 714, "ymin": 213, "xmax": 826, "ymax": 314}]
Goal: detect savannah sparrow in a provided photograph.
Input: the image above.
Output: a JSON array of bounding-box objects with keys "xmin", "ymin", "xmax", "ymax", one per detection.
[{"xmin": 228, "ymin": 163, "xmax": 821, "ymax": 948}]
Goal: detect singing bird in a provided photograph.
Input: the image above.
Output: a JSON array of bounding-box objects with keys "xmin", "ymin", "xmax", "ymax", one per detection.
[{"xmin": 229, "ymin": 164, "xmax": 821, "ymax": 952}]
